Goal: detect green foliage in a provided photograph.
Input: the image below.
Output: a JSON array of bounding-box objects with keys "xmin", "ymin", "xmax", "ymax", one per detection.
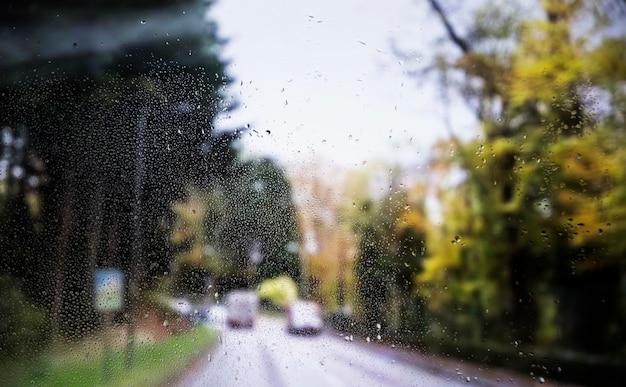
[
  {"xmin": 0, "ymin": 0, "xmax": 233, "ymax": 340},
  {"xmin": 419, "ymin": 0, "xmax": 626, "ymax": 355},
  {"xmin": 1, "ymin": 326, "xmax": 216, "ymax": 387},
  {"xmin": 350, "ymin": 176, "xmax": 430, "ymax": 338},
  {"xmin": 220, "ymin": 159, "xmax": 302, "ymax": 286},
  {"xmin": 0, "ymin": 275, "xmax": 49, "ymax": 359},
  {"xmin": 168, "ymin": 158, "xmax": 301, "ymax": 297}
]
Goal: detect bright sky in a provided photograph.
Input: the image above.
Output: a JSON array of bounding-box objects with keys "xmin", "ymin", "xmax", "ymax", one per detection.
[{"xmin": 210, "ymin": 0, "xmax": 477, "ymax": 169}]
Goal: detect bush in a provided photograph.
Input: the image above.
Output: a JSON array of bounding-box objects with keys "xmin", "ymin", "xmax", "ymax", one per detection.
[{"xmin": 258, "ymin": 275, "xmax": 298, "ymax": 308}]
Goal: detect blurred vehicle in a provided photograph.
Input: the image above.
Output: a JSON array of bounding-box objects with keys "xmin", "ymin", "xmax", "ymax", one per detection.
[
  {"xmin": 287, "ymin": 300, "xmax": 324, "ymax": 335},
  {"xmin": 206, "ymin": 305, "xmax": 228, "ymax": 328},
  {"xmin": 226, "ymin": 290, "xmax": 259, "ymax": 328},
  {"xmin": 168, "ymin": 297, "xmax": 193, "ymax": 316}
]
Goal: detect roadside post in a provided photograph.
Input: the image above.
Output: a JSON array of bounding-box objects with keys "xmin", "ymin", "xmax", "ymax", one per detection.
[{"xmin": 94, "ymin": 268, "xmax": 125, "ymax": 381}]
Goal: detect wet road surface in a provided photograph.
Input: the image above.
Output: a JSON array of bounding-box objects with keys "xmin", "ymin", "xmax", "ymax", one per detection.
[{"xmin": 177, "ymin": 316, "xmax": 474, "ymax": 387}]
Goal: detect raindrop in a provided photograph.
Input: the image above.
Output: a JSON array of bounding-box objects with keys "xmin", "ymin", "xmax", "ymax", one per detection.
[
  {"xmin": 140, "ymin": 20, "xmax": 146, "ymax": 24},
  {"xmin": 538, "ymin": 376, "xmax": 545, "ymax": 384}
]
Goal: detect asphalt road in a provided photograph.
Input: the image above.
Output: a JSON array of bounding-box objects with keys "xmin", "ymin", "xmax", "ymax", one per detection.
[{"xmin": 177, "ymin": 316, "xmax": 473, "ymax": 387}]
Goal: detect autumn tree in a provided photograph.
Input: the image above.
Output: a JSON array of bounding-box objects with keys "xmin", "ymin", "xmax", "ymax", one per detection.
[
  {"xmin": 287, "ymin": 162, "xmax": 358, "ymax": 311},
  {"xmin": 419, "ymin": 0, "xmax": 626, "ymax": 352}
]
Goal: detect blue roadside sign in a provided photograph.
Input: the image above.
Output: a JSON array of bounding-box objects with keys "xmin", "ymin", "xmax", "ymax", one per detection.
[{"xmin": 94, "ymin": 268, "xmax": 124, "ymax": 313}]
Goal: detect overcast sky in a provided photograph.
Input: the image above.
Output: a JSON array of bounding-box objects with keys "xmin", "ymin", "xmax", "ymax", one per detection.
[{"xmin": 210, "ymin": 0, "xmax": 477, "ymax": 170}]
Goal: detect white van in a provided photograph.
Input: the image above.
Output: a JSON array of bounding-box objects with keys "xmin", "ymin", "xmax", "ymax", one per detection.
[{"xmin": 225, "ymin": 290, "xmax": 259, "ymax": 328}]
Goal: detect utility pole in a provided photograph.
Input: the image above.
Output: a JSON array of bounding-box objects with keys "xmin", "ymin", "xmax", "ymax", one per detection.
[{"xmin": 126, "ymin": 108, "xmax": 147, "ymax": 368}]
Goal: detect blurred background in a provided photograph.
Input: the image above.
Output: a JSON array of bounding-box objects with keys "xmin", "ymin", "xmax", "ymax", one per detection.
[{"xmin": 1, "ymin": 0, "xmax": 625, "ymax": 386}]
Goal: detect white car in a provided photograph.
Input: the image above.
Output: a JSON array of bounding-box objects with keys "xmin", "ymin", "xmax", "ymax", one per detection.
[
  {"xmin": 206, "ymin": 305, "xmax": 227, "ymax": 328},
  {"xmin": 287, "ymin": 300, "xmax": 324, "ymax": 335}
]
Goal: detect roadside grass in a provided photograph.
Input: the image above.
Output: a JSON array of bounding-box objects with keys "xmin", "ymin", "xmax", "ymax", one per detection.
[{"xmin": 1, "ymin": 325, "xmax": 216, "ymax": 387}]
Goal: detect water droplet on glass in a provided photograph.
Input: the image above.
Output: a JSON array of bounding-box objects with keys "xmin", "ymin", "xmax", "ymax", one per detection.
[{"xmin": 140, "ymin": 20, "xmax": 146, "ymax": 24}]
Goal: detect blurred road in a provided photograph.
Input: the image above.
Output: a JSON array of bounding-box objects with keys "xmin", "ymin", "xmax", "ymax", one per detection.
[{"xmin": 177, "ymin": 316, "xmax": 471, "ymax": 387}]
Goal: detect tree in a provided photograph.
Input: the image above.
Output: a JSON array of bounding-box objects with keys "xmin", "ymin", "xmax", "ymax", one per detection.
[
  {"xmin": 348, "ymin": 165, "xmax": 430, "ymax": 340},
  {"xmin": 168, "ymin": 158, "xmax": 301, "ymax": 297},
  {"xmin": 219, "ymin": 158, "xmax": 301, "ymax": 288},
  {"xmin": 287, "ymin": 162, "xmax": 358, "ymax": 311},
  {"xmin": 168, "ymin": 187, "xmax": 227, "ymax": 299},
  {"xmin": 419, "ymin": 0, "xmax": 626, "ymax": 352},
  {"xmin": 0, "ymin": 0, "xmax": 236, "ymax": 339}
]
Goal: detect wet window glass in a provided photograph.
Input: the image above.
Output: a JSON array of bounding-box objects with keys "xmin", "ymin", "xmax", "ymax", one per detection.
[{"xmin": 1, "ymin": 0, "xmax": 625, "ymax": 386}]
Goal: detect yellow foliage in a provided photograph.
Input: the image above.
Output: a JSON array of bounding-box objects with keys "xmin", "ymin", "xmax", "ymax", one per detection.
[
  {"xmin": 258, "ymin": 276, "xmax": 299, "ymax": 308},
  {"xmin": 587, "ymin": 38, "xmax": 626, "ymax": 82},
  {"xmin": 510, "ymin": 5, "xmax": 587, "ymax": 107},
  {"xmin": 176, "ymin": 244, "xmax": 204, "ymax": 267}
]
